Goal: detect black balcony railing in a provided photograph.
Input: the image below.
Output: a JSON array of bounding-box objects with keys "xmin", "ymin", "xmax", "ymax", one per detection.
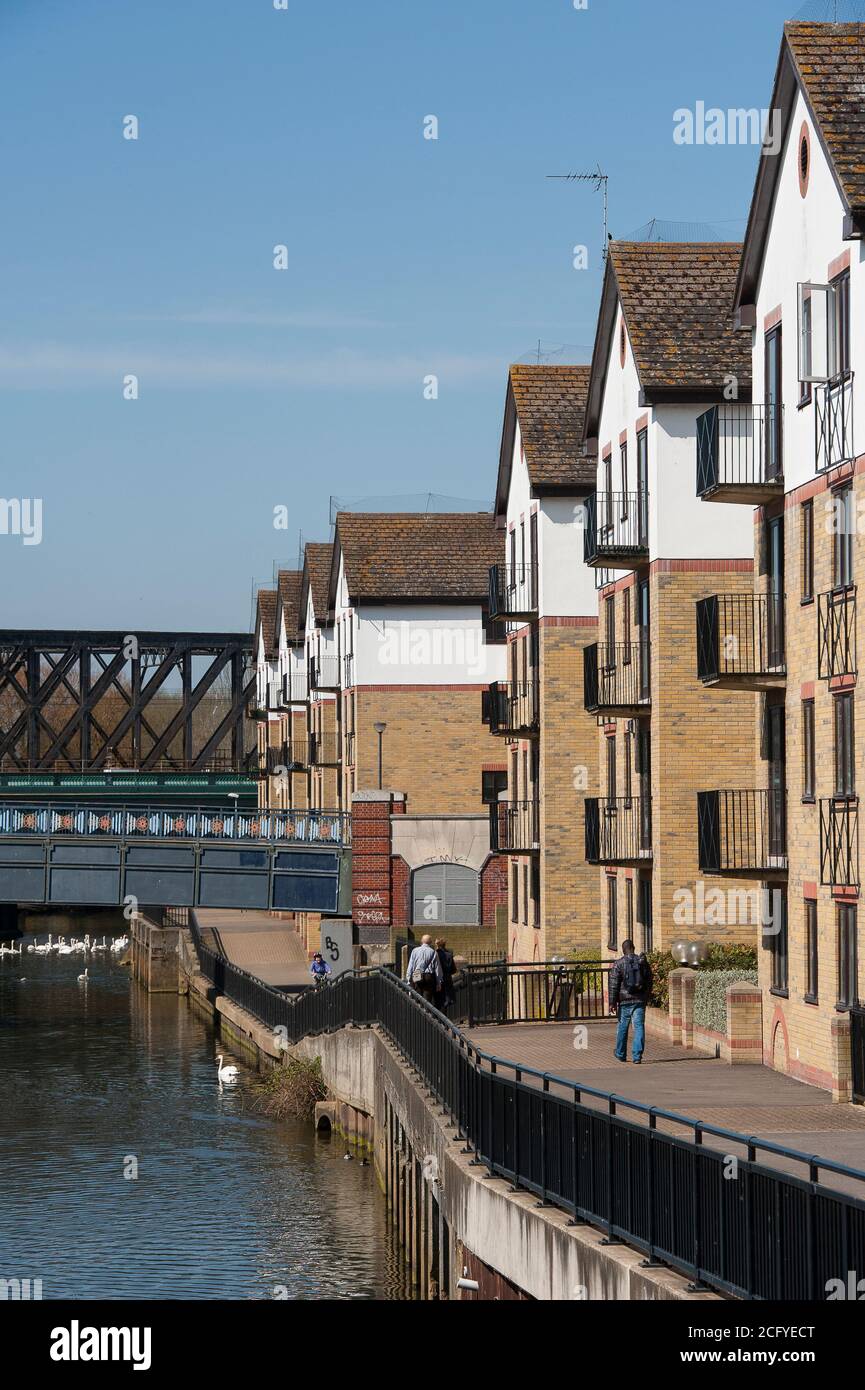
[
  {"xmin": 697, "ymin": 789, "xmax": 787, "ymax": 875},
  {"xmin": 696, "ymin": 403, "xmax": 784, "ymax": 501},
  {"xmin": 343, "ymin": 654, "xmax": 355, "ymax": 688},
  {"xmin": 820, "ymin": 798, "xmax": 859, "ymax": 889},
  {"xmin": 187, "ymin": 935, "xmax": 865, "ymax": 1301},
  {"xmin": 488, "ymin": 564, "xmax": 539, "ymax": 622},
  {"xmin": 489, "ymin": 799, "xmax": 539, "ymax": 853},
  {"xmin": 283, "ymin": 667, "xmax": 309, "ymax": 705},
  {"xmin": 818, "ymin": 587, "xmax": 857, "ymax": 680},
  {"xmin": 308, "ymin": 732, "xmax": 340, "ymax": 767},
  {"xmin": 585, "ymin": 797, "xmax": 652, "ymax": 865},
  {"xmin": 816, "ymin": 374, "xmax": 854, "ymax": 472},
  {"xmin": 583, "ymin": 491, "xmax": 649, "ymax": 569},
  {"xmin": 487, "ymin": 680, "xmax": 540, "ymax": 737},
  {"xmin": 696, "ymin": 593, "xmax": 786, "ymax": 686},
  {"xmin": 583, "ymin": 642, "xmax": 650, "ymax": 714},
  {"xmin": 309, "ymin": 654, "xmax": 341, "ymax": 692}
]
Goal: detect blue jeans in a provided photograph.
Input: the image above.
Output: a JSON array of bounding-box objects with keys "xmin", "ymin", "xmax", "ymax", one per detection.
[{"xmin": 615, "ymin": 1003, "xmax": 645, "ymax": 1062}]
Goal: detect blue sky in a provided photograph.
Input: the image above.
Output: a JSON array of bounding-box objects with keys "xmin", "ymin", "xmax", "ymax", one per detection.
[{"xmin": 0, "ymin": 0, "xmax": 805, "ymax": 631}]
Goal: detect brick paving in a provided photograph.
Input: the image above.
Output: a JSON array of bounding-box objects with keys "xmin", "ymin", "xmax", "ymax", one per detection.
[
  {"xmin": 194, "ymin": 909, "xmax": 310, "ymax": 988},
  {"xmin": 466, "ymin": 1020, "xmax": 865, "ymax": 1198}
]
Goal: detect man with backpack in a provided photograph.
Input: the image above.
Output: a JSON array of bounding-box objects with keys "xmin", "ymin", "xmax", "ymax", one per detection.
[
  {"xmin": 609, "ymin": 939, "xmax": 652, "ymax": 1064},
  {"xmin": 405, "ymin": 934, "xmax": 443, "ymax": 1004}
]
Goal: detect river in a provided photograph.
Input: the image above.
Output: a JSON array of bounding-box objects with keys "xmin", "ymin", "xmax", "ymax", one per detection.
[{"xmin": 0, "ymin": 921, "xmax": 411, "ymax": 1300}]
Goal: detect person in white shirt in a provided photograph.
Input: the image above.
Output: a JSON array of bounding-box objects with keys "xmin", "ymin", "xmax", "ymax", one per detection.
[{"xmin": 405, "ymin": 934, "xmax": 443, "ymax": 1004}]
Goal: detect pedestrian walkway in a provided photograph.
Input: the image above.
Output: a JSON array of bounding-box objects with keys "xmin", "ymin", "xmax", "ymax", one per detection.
[
  {"xmin": 467, "ymin": 1020, "xmax": 865, "ymax": 1198},
  {"xmin": 193, "ymin": 909, "xmax": 310, "ymax": 989}
]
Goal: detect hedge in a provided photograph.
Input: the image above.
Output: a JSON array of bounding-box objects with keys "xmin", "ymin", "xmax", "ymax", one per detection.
[{"xmin": 693, "ymin": 969, "xmax": 759, "ymax": 1034}]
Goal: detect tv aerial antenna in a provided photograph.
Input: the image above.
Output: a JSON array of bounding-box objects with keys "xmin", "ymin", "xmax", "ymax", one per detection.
[{"xmin": 547, "ymin": 165, "xmax": 609, "ymax": 264}]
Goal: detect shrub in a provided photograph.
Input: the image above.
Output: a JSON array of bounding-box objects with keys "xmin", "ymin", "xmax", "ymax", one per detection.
[
  {"xmin": 694, "ymin": 969, "xmax": 758, "ymax": 1035},
  {"xmin": 251, "ymin": 1054, "xmax": 327, "ymax": 1121},
  {"xmin": 646, "ymin": 943, "xmax": 758, "ymax": 1012}
]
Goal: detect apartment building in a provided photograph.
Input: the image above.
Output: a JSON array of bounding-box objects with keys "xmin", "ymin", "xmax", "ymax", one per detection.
[
  {"xmin": 273, "ymin": 569, "xmax": 306, "ymax": 811},
  {"xmin": 581, "ymin": 241, "xmax": 757, "ymax": 960},
  {"xmin": 484, "ymin": 365, "xmax": 601, "ymax": 961},
  {"xmin": 302, "ymin": 542, "xmax": 340, "ymax": 813},
  {"xmin": 328, "ymin": 511, "xmax": 507, "ymax": 816},
  {"xmin": 695, "ymin": 21, "xmax": 865, "ymax": 1094},
  {"xmin": 252, "ymin": 586, "xmax": 280, "ymax": 810}
]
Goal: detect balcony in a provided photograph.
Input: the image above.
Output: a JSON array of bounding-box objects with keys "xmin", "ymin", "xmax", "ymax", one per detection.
[
  {"xmin": 585, "ymin": 797, "xmax": 652, "ymax": 866},
  {"xmin": 820, "ymin": 798, "xmax": 860, "ymax": 889},
  {"xmin": 696, "ymin": 403, "xmax": 784, "ymax": 504},
  {"xmin": 697, "ymin": 789, "xmax": 788, "ymax": 876},
  {"xmin": 488, "ymin": 564, "xmax": 539, "ymax": 623},
  {"xmin": 584, "ymin": 642, "xmax": 651, "ymax": 717},
  {"xmin": 487, "ymin": 680, "xmax": 540, "ymax": 738},
  {"xmin": 343, "ymin": 653, "xmax": 355, "ymax": 689},
  {"xmin": 308, "ymin": 732, "xmax": 340, "ymax": 767},
  {"xmin": 489, "ymin": 799, "xmax": 540, "ymax": 854},
  {"xmin": 696, "ymin": 594, "xmax": 786, "ymax": 690},
  {"xmin": 816, "ymin": 374, "xmax": 854, "ymax": 473},
  {"xmin": 282, "ymin": 667, "xmax": 309, "ymax": 705},
  {"xmin": 583, "ymin": 491, "xmax": 649, "ymax": 570},
  {"xmin": 818, "ymin": 588, "xmax": 857, "ymax": 680},
  {"xmin": 308, "ymin": 654, "xmax": 341, "ymax": 693}
]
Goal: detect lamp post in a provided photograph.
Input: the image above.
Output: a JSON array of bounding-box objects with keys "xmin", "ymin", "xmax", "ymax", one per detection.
[{"xmin": 373, "ymin": 722, "xmax": 387, "ymax": 790}]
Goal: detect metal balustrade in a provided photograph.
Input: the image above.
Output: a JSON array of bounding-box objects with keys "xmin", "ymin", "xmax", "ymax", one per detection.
[
  {"xmin": 818, "ymin": 588, "xmax": 857, "ymax": 680},
  {"xmin": 820, "ymin": 798, "xmax": 859, "ymax": 889},
  {"xmin": 487, "ymin": 681, "xmax": 540, "ymax": 737},
  {"xmin": 0, "ymin": 801, "xmax": 351, "ymax": 845},
  {"xmin": 488, "ymin": 564, "xmax": 539, "ymax": 622},
  {"xmin": 696, "ymin": 403, "xmax": 784, "ymax": 502},
  {"xmin": 585, "ymin": 797, "xmax": 652, "ymax": 865},
  {"xmin": 308, "ymin": 654, "xmax": 341, "ymax": 692},
  {"xmin": 186, "ymin": 939, "xmax": 865, "ymax": 1302},
  {"xmin": 816, "ymin": 374, "xmax": 855, "ymax": 472},
  {"xmin": 489, "ymin": 799, "xmax": 540, "ymax": 853},
  {"xmin": 583, "ymin": 491, "xmax": 649, "ymax": 569},
  {"xmin": 697, "ymin": 790, "xmax": 788, "ymax": 875},
  {"xmin": 583, "ymin": 642, "xmax": 651, "ymax": 714},
  {"xmin": 696, "ymin": 594, "xmax": 786, "ymax": 686}
]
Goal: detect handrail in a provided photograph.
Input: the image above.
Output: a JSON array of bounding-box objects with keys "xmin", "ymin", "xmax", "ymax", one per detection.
[
  {"xmin": 0, "ymin": 801, "xmax": 351, "ymax": 845},
  {"xmin": 188, "ymin": 940, "xmax": 865, "ymax": 1300}
]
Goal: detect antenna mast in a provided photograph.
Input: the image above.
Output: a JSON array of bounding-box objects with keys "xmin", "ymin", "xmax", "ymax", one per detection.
[{"xmin": 547, "ymin": 165, "xmax": 609, "ymax": 265}]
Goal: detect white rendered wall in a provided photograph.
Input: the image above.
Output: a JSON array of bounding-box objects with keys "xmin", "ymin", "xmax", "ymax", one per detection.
[{"xmin": 355, "ymin": 604, "xmax": 505, "ymax": 685}]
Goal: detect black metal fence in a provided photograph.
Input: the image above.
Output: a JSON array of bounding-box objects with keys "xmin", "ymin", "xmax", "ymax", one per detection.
[
  {"xmin": 487, "ymin": 680, "xmax": 540, "ymax": 737},
  {"xmin": 696, "ymin": 403, "xmax": 783, "ymax": 497},
  {"xmin": 852, "ymin": 1006, "xmax": 865, "ymax": 1105},
  {"xmin": 585, "ymin": 797, "xmax": 652, "ymax": 865},
  {"xmin": 816, "ymin": 374, "xmax": 855, "ymax": 472},
  {"xmin": 696, "ymin": 593, "xmax": 786, "ymax": 683},
  {"xmin": 453, "ymin": 961, "xmax": 611, "ymax": 1025},
  {"xmin": 820, "ymin": 798, "xmax": 860, "ymax": 889},
  {"xmin": 583, "ymin": 491, "xmax": 649, "ymax": 567},
  {"xmin": 818, "ymin": 588, "xmax": 857, "ymax": 680},
  {"xmin": 583, "ymin": 642, "xmax": 650, "ymax": 713},
  {"xmin": 698, "ymin": 790, "xmax": 787, "ymax": 874},
  {"xmin": 489, "ymin": 799, "xmax": 539, "ymax": 853},
  {"xmin": 488, "ymin": 564, "xmax": 539, "ymax": 621},
  {"xmin": 189, "ymin": 939, "xmax": 865, "ymax": 1301}
]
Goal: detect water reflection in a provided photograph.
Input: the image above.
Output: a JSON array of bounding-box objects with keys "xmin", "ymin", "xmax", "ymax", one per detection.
[{"xmin": 0, "ymin": 928, "xmax": 412, "ymax": 1301}]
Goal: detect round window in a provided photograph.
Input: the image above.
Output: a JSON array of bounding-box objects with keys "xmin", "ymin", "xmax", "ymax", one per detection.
[{"xmin": 798, "ymin": 122, "xmax": 810, "ymax": 198}]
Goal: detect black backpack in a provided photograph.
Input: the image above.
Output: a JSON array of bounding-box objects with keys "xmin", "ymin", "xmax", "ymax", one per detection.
[{"xmin": 622, "ymin": 953, "xmax": 645, "ymax": 991}]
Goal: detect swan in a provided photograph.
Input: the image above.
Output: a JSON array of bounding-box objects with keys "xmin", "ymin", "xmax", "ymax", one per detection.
[
  {"xmin": 216, "ymin": 1055, "xmax": 239, "ymax": 1082},
  {"xmin": 57, "ymin": 941, "xmax": 73, "ymax": 956},
  {"xmin": 78, "ymin": 967, "xmax": 88, "ymax": 983}
]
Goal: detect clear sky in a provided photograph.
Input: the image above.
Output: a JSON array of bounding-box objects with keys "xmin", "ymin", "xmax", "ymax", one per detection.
[{"xmin": 0, "ymin": 0, "xmax": 811, "ymax": 632}]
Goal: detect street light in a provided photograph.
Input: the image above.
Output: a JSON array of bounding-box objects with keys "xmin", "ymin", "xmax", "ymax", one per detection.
[
  {"xmin": 228, "ymin": 791, "xmax": 239, "ymax": 822},
  {"xmin": 373, "ymin": 722, "xmax": 387, "ymax": 790}
]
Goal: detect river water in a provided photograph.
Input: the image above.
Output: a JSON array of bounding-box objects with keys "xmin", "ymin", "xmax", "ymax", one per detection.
[{"xmin": 0, "ymin": 923, "xmax": 410, "ymax": 1300}]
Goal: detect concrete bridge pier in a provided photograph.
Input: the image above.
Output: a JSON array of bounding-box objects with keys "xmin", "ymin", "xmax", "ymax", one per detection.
[
  {"xmin": 131, "ymin": 915, "xmax": 181, "ymax": 993},
  {"xmin": 0, "ymin": 903, "xmax": 18, "ymax": 939}
]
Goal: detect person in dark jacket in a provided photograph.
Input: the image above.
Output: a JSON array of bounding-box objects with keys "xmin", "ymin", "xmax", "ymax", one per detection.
[
  {"xmin": 434, "ymin": 938, "xmax": 456, "ymax": 1012},
  {"xmin": 609, "ymin": 939, "xmax": 652, "ymax": 1064}
]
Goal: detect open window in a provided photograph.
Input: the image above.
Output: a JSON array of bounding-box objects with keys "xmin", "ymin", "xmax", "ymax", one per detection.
[{"xmin": 799, "ymin": 281, "xmax": 848, "ymax": 384}]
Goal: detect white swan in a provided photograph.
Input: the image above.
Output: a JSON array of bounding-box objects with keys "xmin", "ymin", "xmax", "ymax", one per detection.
[
  {"xmin": 216, "ymin": 1055, "xmax": 239, "ymax": 1082},
  {"xmin": 78, "ymin": 967, "xmax": 88, "ymax": 983}
]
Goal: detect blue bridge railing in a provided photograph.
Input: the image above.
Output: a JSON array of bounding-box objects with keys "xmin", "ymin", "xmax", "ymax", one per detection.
[{"xmin": 0, "ymin": 802, "xmax": 350, "ymax": 846}]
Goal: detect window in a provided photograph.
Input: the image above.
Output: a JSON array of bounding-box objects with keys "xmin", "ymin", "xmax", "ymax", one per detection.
[
  {"xmin": 623, "ymin": 588, "xmax": 632, "ymax": 662},
  {"xmin": 802, "ymin": 699, "xmax": 815, "ymax": 802},
  {"xmin": 522, "ymin": 863, "xmax": 529, "ymax": 926},
  {"xmin": 639, "ymin": 876, "xmax": 653, "ymax": 953},
  {"xmin": 833, "ymin": 486, "xmax": 854, "ymax": 589},
  {"xmin": 831, "ymin": 270, "xmax": 851, "ymax": 379},
  {"xmin": 636, "ymin": 430, "xmax": 648, "ymax": 547},
  {"xmin": 412, "ymin": 863, "xmax": 480, "ymax": 927},
  {"xmin": 530, "ymin": 857, "xmax": 540, "ymax": 928},
  {"xmin": 799, "ymin": 294, "xmax": 812, "ymax": 403},
  {"xmin": 798, "ymin": 277, "xmax": 850, "ymax": 384},
  {"xmin": 770, "ymin": 889, "xmax": 789, "ymax": 994},
  {"xmin": 801, "ymin": 500, "xmax": 814, "ymax": 601},
  {"xmin": 620, "ymin": 442, "xmax": 629, "ymax": 518},
  {"xmin": 838, "ymin": 904, "xmax": 858, "ymax": 1008},
  {"xmin": 482, "ymin": 770, "xmax": 507, "ymax": 806},
  {"xmin": 625, "ymin": 877, "xmax": 634, "ymax": 940},
  {"xmin": 834, "ymin": 692, "xmax": 855, "ymax": 798},
  {"xmin": 623, "ymin": 727, "xmax": 633, "ymax": 807},
  {"xmin": 606, "ymin": 734, "xmax": 617, "ymax": 799},
  {"xmin": 604, "ymin": 594, "xmax": 616, "ymax": 655},
  {"xmin": 805, "ymin": 900, "xmax": 818, "ymax": 1003},
  {"xmin": 607, "ymin": 876, "xmax": 618, "ymax": 952},
  {"xmin": 510, "ymin": 863, "xmax": 518, "ymax": 923}
]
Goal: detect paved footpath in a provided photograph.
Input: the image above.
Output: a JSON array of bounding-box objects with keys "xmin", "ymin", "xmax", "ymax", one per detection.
[
  {"xmin": 193, "ymin": 909, "xmax": 310, "ymax": 989},
  {"xmin": 466, "ymin": 1020, "xmax": 865, "ymax": 1199}
]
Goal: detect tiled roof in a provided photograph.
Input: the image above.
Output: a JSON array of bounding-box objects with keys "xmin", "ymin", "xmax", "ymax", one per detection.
[
  {"xmin": 256, "ymin": 589, "xmax": 277, "ymax": 657},
  {"xmin": 509, "ymin": 365, "xmax": 595, "ymax": 491},
  {"xmin": 786, "ymin": 22, "xmax": 865, "ymax": 213},
  {"xmin": 276, "ymin": 569, "xmax": 303, "ymax": 642},
  {"xmin": 611, "ymin": 242, "xmax": 752, "ymax": 394},
  {"xmin": 335, "ymin": 512, "xmax": 499, "ymax": 602},
  {"xmin": 304, "ymin": 543, "xmax": 334, "ymax": 620}
]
